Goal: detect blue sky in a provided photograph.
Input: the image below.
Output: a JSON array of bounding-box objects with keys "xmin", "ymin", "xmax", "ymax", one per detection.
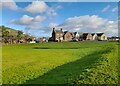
[{"xmin": 1, "ymin": 1, "xmax": 118, "ymax": 37}]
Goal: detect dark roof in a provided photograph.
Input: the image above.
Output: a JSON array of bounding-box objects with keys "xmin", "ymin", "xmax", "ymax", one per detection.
[
  {"xmin": 83, "ymin": 33, "xmax": 89, "ymax": 35},
  {"xmin": 64, "ymin": 31, "xmax": 68, "ymax": 34},
  {"xmin": 91, "ymin": 33, "xmax": 96, "ymax": 36},
  {"xmin": 73, "ymin": 32, "xmax": 83, "ymax": 37},
  {"xmin": 63, "ymin": 31, "xmax": 69, "ymax": 36},
  {"xmin": 70, "ymin": 32, "xmax": 74, "ymax": 37},
  {"xmin": 63, "ymin": 31, "xmax": 73, "ymax": 37},
  {"xmin": 111, "ymin": 36, "xmax": 120, "ymax": 38},
  {"xmin": 82, "ymin": 33, "xmax": 89, "ymax": 38},
  {"xmin": 74, "ymin": 32, "xmax": 77, "ymax": 35},
  {"xmin": 97, "ymin": 33, "xmax": 104, "ymax": 36}
]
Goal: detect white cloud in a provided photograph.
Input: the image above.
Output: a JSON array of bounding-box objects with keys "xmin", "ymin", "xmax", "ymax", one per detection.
[
  {"xmin": 56, "ymin": 15, "xmax": 118, "ymax": 36},
  {"xmin": 33, "ymin": 15, "xmax": 46, "ymax": 22},
  {"xmin": 47, "ymin": 8, "xmax": 57, "ymax": 16},
  {"xmin": 10, "ymin": 15, "xmax": 117, "ymax": 37},
  {"xmin": 112, "ymin": 7, "xmax": 118, "ymax": 12},
  {"xmin": 58, "ymin": 15, "xmax": 107, "ymax": 31},
  {"xmin": 19, "ymin": 15, "xmax": 33, "ymax": 25},
  {"xmin": 10, "ymin": 15, "xmax": 47, "ymax": 37},
  {"xmin": 46, "ymin": 5, "xmax": 62, "ymax": 16},
  {"xmin": 48, "ymin": 23, "xmax": 58, "ymax": 28},
  {"xmin": 10, "ymin": 15, "xmax": 46, "ymax": 28},
  {"xmin": 0, "ymin": 0, "xmax": 18, "ymax": 10},
  {"xmin": 108, "ymin": 21, "xmax": 114, "ymax": 24},
  {"xmin": 23, "ymin": 23, "xmax": 59, "ymax": 37},
  {"xmin": 1, "ymin": 0, "xmax": 60, "ymax": 17},
  {"xmin": 102, "ymin": 5, "xmax": 110, "ymax": 12},
  {"xmin": 24, "ymin": 1, "xmax": 60, "ymax": 17},
  {"xmin": 25, "ymin": 1, "xmax": 48, "ymax": 14}
]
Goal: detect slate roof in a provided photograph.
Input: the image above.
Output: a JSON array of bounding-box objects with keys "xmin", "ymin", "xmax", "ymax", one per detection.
[
  {"xmin": 82, "ymin": 33, "xmax": 89, "ymax": 36},
  {"xmin": 53, "ymin": 28, "xmax": 64, "ymax": 34},
  {"xmin": 97, "ymin": 33, "xmax": 104, "ymax": 36},
  {"xmin": 82, "ymin": 33, "xmax": 89, "ymax": 38},
  {"xmin": 64, "ymin": 31, "xmax": 68, "ymax": 34},
  {"xmin": 72, "ymin": 32, "xmax": 83, "ymax": 37},
  {"xmin": 63, "ymin": 31, "xmax": 71, "ymax": 36},
  {"xmin": 70, "ymin": 32, "xmax": 74, "ymax": 37},
  {"xmin": 91, "ymin": 33, "xmax": 96, "ymax": 36}
]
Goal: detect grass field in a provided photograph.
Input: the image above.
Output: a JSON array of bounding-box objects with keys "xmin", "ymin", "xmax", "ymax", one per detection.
[{"xmin": 2, "ymin": 42, "xmax": 119, "ymax": 84}]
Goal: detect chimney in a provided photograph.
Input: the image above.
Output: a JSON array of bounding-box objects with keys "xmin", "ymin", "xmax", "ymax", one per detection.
[
  {"xmin": 61, "ymin": 28, "xmax": 62, "ymax": 31},
  {"xmin": 53, "ymin": 28, "xmax": 55, "ymax": 31}
]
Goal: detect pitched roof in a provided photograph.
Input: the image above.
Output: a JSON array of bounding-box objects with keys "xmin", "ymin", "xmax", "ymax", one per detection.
[
  {"xmin": 54, "ymin": 30, "xmax": 63, "ymax": 33},
  {"xmin": 70, "ymin": 32, "xmax": 74, "ymax": 37},
  {"xmin": 53, "ymin": 28, "xmax": 63, "ymax": 34},
  {"xmin": 97, "ymin": 33, "xmax": 104, "ymax": 36},
  {"xmin": 74, "ymin": 32, "xmax": 77, "ymax": 35},
  {"xmin": 64, "ymin": 31, "xmax": 68, "ymax": 34},
  {"xmin": 83, "ymin": 33, "xmax": 89, "ymax": 35},
  {"xmin": 111, "ymin": 36, "xmax": 120, "ymax": 39},
  {"xmin": 82, "ymin": 33, "xmax": 89, "ymax": 38},
  {"xmin": 73, "ymin": 32, "xmax": 83, "ymax": 37},
  {"xmin": 63, "ymin": 31, "xmax": 71, "ymax": 36},
  {"xmin": 91, "ymin": 33, "xmax": 96, "ymax": 36}
]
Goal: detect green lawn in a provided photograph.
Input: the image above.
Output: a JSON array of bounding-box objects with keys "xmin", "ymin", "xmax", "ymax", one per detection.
[{"xmin": 2, "ymin": 42, "xmax": 119, "ymax": 84}]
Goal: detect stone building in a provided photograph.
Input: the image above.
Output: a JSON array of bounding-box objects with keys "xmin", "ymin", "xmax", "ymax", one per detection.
[
  {"xmin": 91, "ymin": 33, "xmax": 98, "ymax": 40},
  {"xmin": 63, "ymin": 31, "xmax": 73, "ymax": 41},
  {"xmin": 49, "ymin": 28, "xmax": 73, "ymax": 42},
  {"xmin": 49, "ymin": 28, "xmax": 107, "ymax": 42},
  {"xmin": 81, "ymin": 33, "xmax": 93, "ymax": 40},
  {"xmin": 51, "ymin": 28, "xmax": 63, "ymax": 42}
]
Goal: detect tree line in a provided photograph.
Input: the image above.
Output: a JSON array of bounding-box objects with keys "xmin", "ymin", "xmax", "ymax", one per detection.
[{"xmin": 0, "ymin": 25, "xmax": 35, "ymax": 44}]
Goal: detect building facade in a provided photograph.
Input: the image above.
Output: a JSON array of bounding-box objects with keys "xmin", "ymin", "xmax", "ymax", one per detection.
[
  {"xmin": 49, "ymin": 28, "xmax": 107, "ymax": 42},
  {"xmin": 97, "ymin": 33, "xmax": 107, "ymax": 41},
  {"xmin": 63, "ymin": 31, "xmax": 73, "ymax": 41},
  {"xmin": 49, "ymin": 28, "xmax": 73, "ymax": 42}
]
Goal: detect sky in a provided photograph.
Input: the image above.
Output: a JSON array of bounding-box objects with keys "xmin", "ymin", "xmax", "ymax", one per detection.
[{"xmin": 0, "ymin": 1, "xmax": 118, "ymax": 38}]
